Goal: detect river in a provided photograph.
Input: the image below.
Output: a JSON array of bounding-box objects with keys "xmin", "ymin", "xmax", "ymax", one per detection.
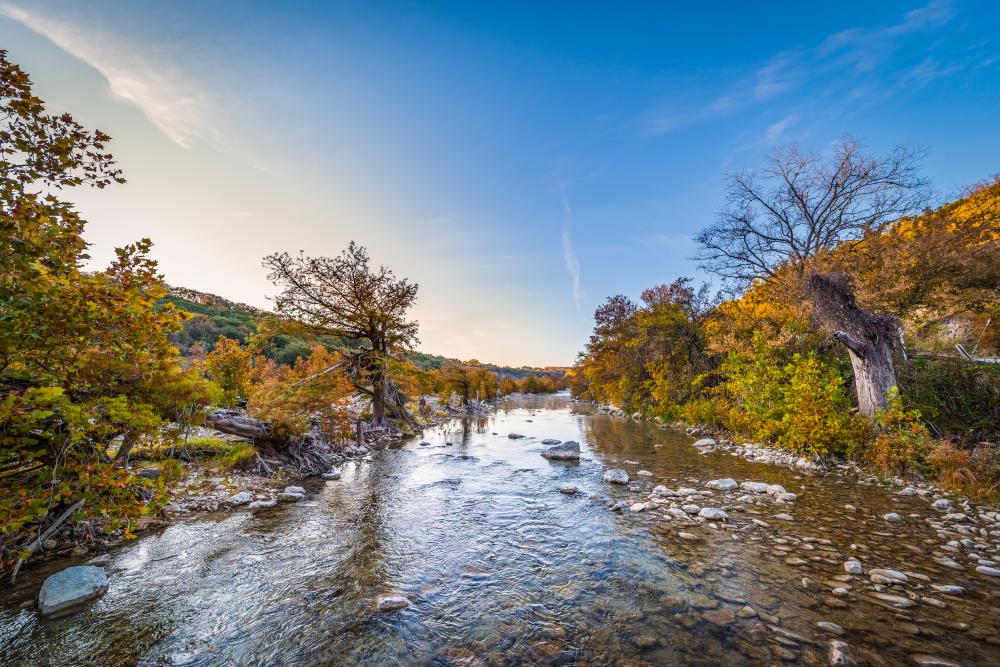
[{"xmin": 1, "ymin": 394, "xmax": 997, "ymax": 666}]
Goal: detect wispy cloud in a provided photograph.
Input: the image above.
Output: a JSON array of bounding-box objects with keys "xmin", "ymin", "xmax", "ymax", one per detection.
[
  {"xmin": 557, "ymin": 179, "xmax": 582, "ymax": 312},
  {"xmin": 640, "ymin": 0, "xmax": 962, "ymax": 138},
  {"xmin": 1, "ymin": 3, "xmax": 214, "ymax": 148},
  {"xmin": 765, "ymin": 115, "xmax": 797, "ymax": 143}
]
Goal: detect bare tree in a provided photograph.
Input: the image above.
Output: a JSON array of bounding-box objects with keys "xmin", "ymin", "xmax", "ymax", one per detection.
[
  {"xmin": 696, "ymin": 138, "xmax": 928, "ymax": 420},
  {"xmin": 696, "ymin": 137, "xmax": 927, "ymax": 288},
  {"xmin": 263, "ymin": 243, "xmax": 418, "ymax": 427}
]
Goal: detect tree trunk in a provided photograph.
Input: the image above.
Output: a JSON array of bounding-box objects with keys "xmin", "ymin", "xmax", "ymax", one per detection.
[
  {"xmin": 835, "ymin": 332, "xmax": 897, "ymax": 419},
  {"xmin": 807, "ymin": 273, "xmax": 902, "ymax": 424},
  {"xmin": 371, "ymin": 375, "xmax": 386, "ymax": 427}
]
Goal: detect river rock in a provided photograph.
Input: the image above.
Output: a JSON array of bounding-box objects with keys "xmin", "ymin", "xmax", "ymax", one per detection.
[
  {"xmin": 248, "ymin": 499, "xmax": 277, "ymax": 509},
  {"xmin": 829, "ymin": 640, "xmax": 856, "ymax": 666},
  {"xmin": 706, "ymin": 478, "xmax": 738, "ymax": 491},
  {"xmin": 278, "ymin": 492, "xmax": 304, "ymax": 503},
  {"xmin": 869, "ymin": 568, "xmax": 908, "ymax": 584},
  {"xmin": 740, "ymin": 481, "xmax": 769, "ymax": 493},
  {"xmin": 630, "ymin": 503, "xmax": 647, "ymax": 512},
  {"xmin": 975, "ymin": 565, "xmax": 1000, "ymax": 577},
  {"xmin": 507, "ymin": 433, "xmax": 526, "ymax": 439},
  {"xmin": 930, "ymin": 584, "xmax": 965, "ymax": 595},
  {"xmin": 868, "ymin": 592, "xmax": 916, "ymax": 608},
  {"xmin": 678, "ymin": 532, "xmax": 700, "ymax": 541},
  {"xmin": 774, "ymin": 513, "xmax": 795, "ymax": 521},
  {"xmin": 322, "ymin": 471, "xmax": 341, "ymax": 480},
  {"xmin": 636, "ymin": 470, "xmax": 654, "ymax": 477},
  {"xmin": 559, "ymin": 486, "xmax": 577, "ymax": 495},
  {"xmin": 931, "ymin": 498, "xmax": 952, "ymax": 511},
  {"xmin": 817, "ymin": 621, "xmax": 844, "ymax": 635},
  {"xmin": 698, "ymin": 507, "xmax": 727, "ymax": 521},
  {"xmin": 541, "ymin": 442, "xmax": 581, "ymax": 460},
  {"xmin": 844, "ymin": 559, "xmax": 864, "ymax": 575},
  {"xmin": 765, "ymin": 484, "xmax": 786, "ymax": 496},
  {"xmin": 603, "ymin": 468, "xmax": 629, "ymax": 484},
  {"xmin": 283, "ymin": 486, "xmax": 306, "ymax": 495},
  {"xmin": 882, "ymin": 512, "xmax": 902, "ymax": 523},
  {"xmin": 227, "ymin": 491, "xmax": 252, "ymax": 506},
  {"xmin": 376, "ymin": 595, "xmax": 410, "ymax": 611},
  {"xmin": 692, "ymin": 438, "xmax": 717, "ymax": 448},
  {"xmin": 540, "ymin": 439, "xmax": 562, "ymax": 445},
  {"xmin": 38, "ymin": 566, "xmax": 109, "ymax": 618}
]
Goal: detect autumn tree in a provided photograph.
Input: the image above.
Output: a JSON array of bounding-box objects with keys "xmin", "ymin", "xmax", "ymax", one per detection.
[
  {"xmin": 696, "ymin": 138, "xmax": 927, "ymax": 419},
  {"xmin": 0, "ymin": 51, "xmax": 212, "ymax": 572},
  {"xmin": 203, "ymin": 335, "xmax": 253, "ymax": 407},
  {"xmin": 262, "ymin": 243, "xmax": 419, "ymax": 428}
]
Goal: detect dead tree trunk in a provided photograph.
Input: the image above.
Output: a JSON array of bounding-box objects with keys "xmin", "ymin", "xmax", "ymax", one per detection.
[{"xmin": 807, "ymin": 273, "xmax": 900, "ymax": 421}]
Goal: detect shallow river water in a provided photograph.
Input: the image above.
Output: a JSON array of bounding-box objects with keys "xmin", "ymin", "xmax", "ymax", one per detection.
[{"xmin": 2, "ymin": 394, "xmax": 998, "ymax": 666}]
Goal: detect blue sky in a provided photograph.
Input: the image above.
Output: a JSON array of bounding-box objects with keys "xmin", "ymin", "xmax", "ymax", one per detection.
[{"xmin": 2, "ymin": 1, "xmax": 998, "ymax": 365}]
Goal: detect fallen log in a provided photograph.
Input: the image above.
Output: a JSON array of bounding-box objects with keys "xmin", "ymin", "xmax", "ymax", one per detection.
[{"xmin": 205, "ymin": 409, "xmax": 275, "ymax": 442}]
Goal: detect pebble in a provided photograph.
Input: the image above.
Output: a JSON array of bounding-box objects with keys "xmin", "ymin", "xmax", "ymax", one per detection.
[
  {"xmin": 227, "ymin": 491, "xmax": 252, "ymax": 506},
  {"xmin": 636, "ymin": 470, "xmax": 653, "ymax": 477},
  {"xmin": 736, "ymin": 605, "xmax": 757, "ymax": 618},
  {"xmin": 629, "ymin": 503, "xmax": 647, "ymax": 512},
  {"xmin": 277, "ymin": 492, "xmax": 304, "ymax": 503},
  {"xmin": 283, "ymin": 486, "xmax": 306, "ymax": 495},
  {"xmin": 831, "ymin": 587, "xmax": 849, "ymax": 597},
  {"xmin": 678, "ymin": 532, "xmax": 700, "ymax": 541},
  {"xmin": 882, "ymin": 512, "xmax": 902, "ymax": 523},
  {"xmin": 975, "ymin": 565, "xmax": 1000, "ymax": 577},
  {"xmin": 322, "ymin": 471, "xmax": 341, "ymax": 480},
  {"xmin": 698, "ymin": 507, "xmax": 727, "ymax": 521},
  {"xmin": 909, "ymin": 656, "xmax": 961, "ymax": 667},
  {"xmin": 868, "ymin": 592, "xmax": 916, "ymax": 608},
  {"xmin": 706, "ymin": 478, "xmax": 738, "ymax": 490},
  {"xmin": 740, "ymin": 481, "xmax": 769, "ymax": 493},
  {"xmin": 248, "ymin": 499, "xmax": 277, "ymax": 509},
  {"xmin": 931, "ymin": 499, "xmax": 952, "ymax": 511},
  {"xmin": 774, "ymin": 513, "xmax": 795, "ymax": 521}
]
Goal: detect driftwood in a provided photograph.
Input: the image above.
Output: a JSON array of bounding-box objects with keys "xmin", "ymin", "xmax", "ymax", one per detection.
[
  {"xmin": 205, "ymin": 409, "xmax": 274, "ymax": 442},
  {"xmin": 10, "ymin": 498, "xmax": 86, "ymax": 583}
]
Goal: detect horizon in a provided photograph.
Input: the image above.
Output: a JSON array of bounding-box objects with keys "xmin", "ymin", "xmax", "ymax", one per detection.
[{"xmin": 2, "ymin": 0, "xmax": 998, "ymax": 365}]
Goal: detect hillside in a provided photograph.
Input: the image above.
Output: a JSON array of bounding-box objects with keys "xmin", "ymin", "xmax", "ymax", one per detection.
[{"xmin": 158, "ymin": 287, "xmax": 569, "ymax": 377}]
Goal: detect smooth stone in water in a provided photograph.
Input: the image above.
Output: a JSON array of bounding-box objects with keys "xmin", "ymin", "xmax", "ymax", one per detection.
[
  {"xmin": 931, "ymin": 499, "xmax": 952, "ymax": 511},
  {"xmin": 706, "ymin": 478, "xmax": 738, "ymax": 491},
  {"xmin": 248, "ymin": 499, "xmax": 277, "ymax": 509},
  {"xmin": 740, "ymin": 481, "xmax": 769, "ymax": 493},
  {"xmin": 541, "ymin": 442, "xmax": 581, "ymax": 460},
  {"xmin": 283, "ymin": 486, "xmax": 306, "ymax": 495},
  {"xmin": 507, "ymin": 433, "xmax": 526, "ymax": 439},
  {"xmin": 930, "ymin": 584, "xmax": 965, "ymax": 595},
  {"xmin": 540, "ymin": 438, "xmax": 562, "ymax": 445},
  {"xmin": 629, "ymin": 502, "xmax": 647, "ymax": 512},
  {"xmin": 882, "ymin": 512, "xmax": 902, "ymax": 523},
  {"xmin": 698, "ymin": 507, "xmax": 728, "ymax": 521},
  {"xmin": 829, "ymin": 640, "xmax": 856, "ymax": 666},
  {"xmin": 692, "ymin": 438, "xmax": 717, "ymax": 448},
  {"xmin": 322, "ymin": 471, "xmax": 341, "ymax": 480},
  {"xmin": 38, "ymin": 566, "xmax": 109, "ymax": 618},
  {"xmin": 603, "ymin": 468, "xmax": 629, "ymax": 484},
  {"xmin": 277, "ymin": 492, "xmax": 304, "ymax": 503},
  {"xmin": 975, "ymin": 565, "xmax": 1000, "ymax": 577},
  {"xmin": 376, "ymin": 595, "xmax": 410, "ymax": 611},
  {"xmin": 558, "ymin": 486, "xmax": 577, "ymax": 495},
  {"xmin": 636, "ymin": 470, "xmax": 654, "ymax": 477},
  {"xmin": 869, "ymin": 568, "xmax": 908, "ymax": 583},
  {"xmin": 844, "ymin": 559, "xmax": 864, "ymax": 575}
]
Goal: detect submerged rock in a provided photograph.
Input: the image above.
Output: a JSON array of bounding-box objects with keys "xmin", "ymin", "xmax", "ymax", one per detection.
[
  {"xmin": 507, "ymin": 433, "xmax": 526, "ymax": 439},
  {"xmin": 603, "ymin": 468, "xmax": 629, "ymax": 484},
  {"xmin": 540, "ymin": 438, "xmax": 562, "ymax": 445},
  {"xmin": 376, "ymin": 595, "xmax": 410, "ymax": 611},
  {"xmin": 698, "ymin": 507, "xmax": 727, "ymax": 521},
  {"xmin": 844, "ymin": 559, "xmax": 864, "ymax": 575},
  {"xmin": 829, "ymin": 640, "xmax": 856, "ymax": 666},
  {"xmin": 38, "ymin": 566, "xmax": 109, "ymax": 618},
  {"xmin": 541, "ymin": 442, "xmax": 581, "ymax": 460},
  {"xmin": 882, "ymin": 512, "xmax": 902, "ymax": 523},
  {"xmin": 558, "ymin": 486, "xmax": 577, "ymax": 495},
  {"xmin": 869, "ymin": 568, "xmax": 908, "ymax": 584}
]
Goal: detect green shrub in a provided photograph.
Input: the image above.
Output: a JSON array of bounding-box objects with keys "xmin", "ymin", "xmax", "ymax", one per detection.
[
  {"xmin": 158, "ymin": 458, "xmax": 185, "ymax": 485},
  {"xmin": 718, "ymin": 337, "xmax": 862, "ymax": 456}
]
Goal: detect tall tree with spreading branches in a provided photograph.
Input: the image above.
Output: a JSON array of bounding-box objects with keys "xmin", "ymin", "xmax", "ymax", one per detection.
[
  {"xmin": 262, "ymin": 243, "xmax": 419, "ymax": 427},
  {"xmin": 695, "ymin": 138, "xmax": 928, "ymax": 419}
]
